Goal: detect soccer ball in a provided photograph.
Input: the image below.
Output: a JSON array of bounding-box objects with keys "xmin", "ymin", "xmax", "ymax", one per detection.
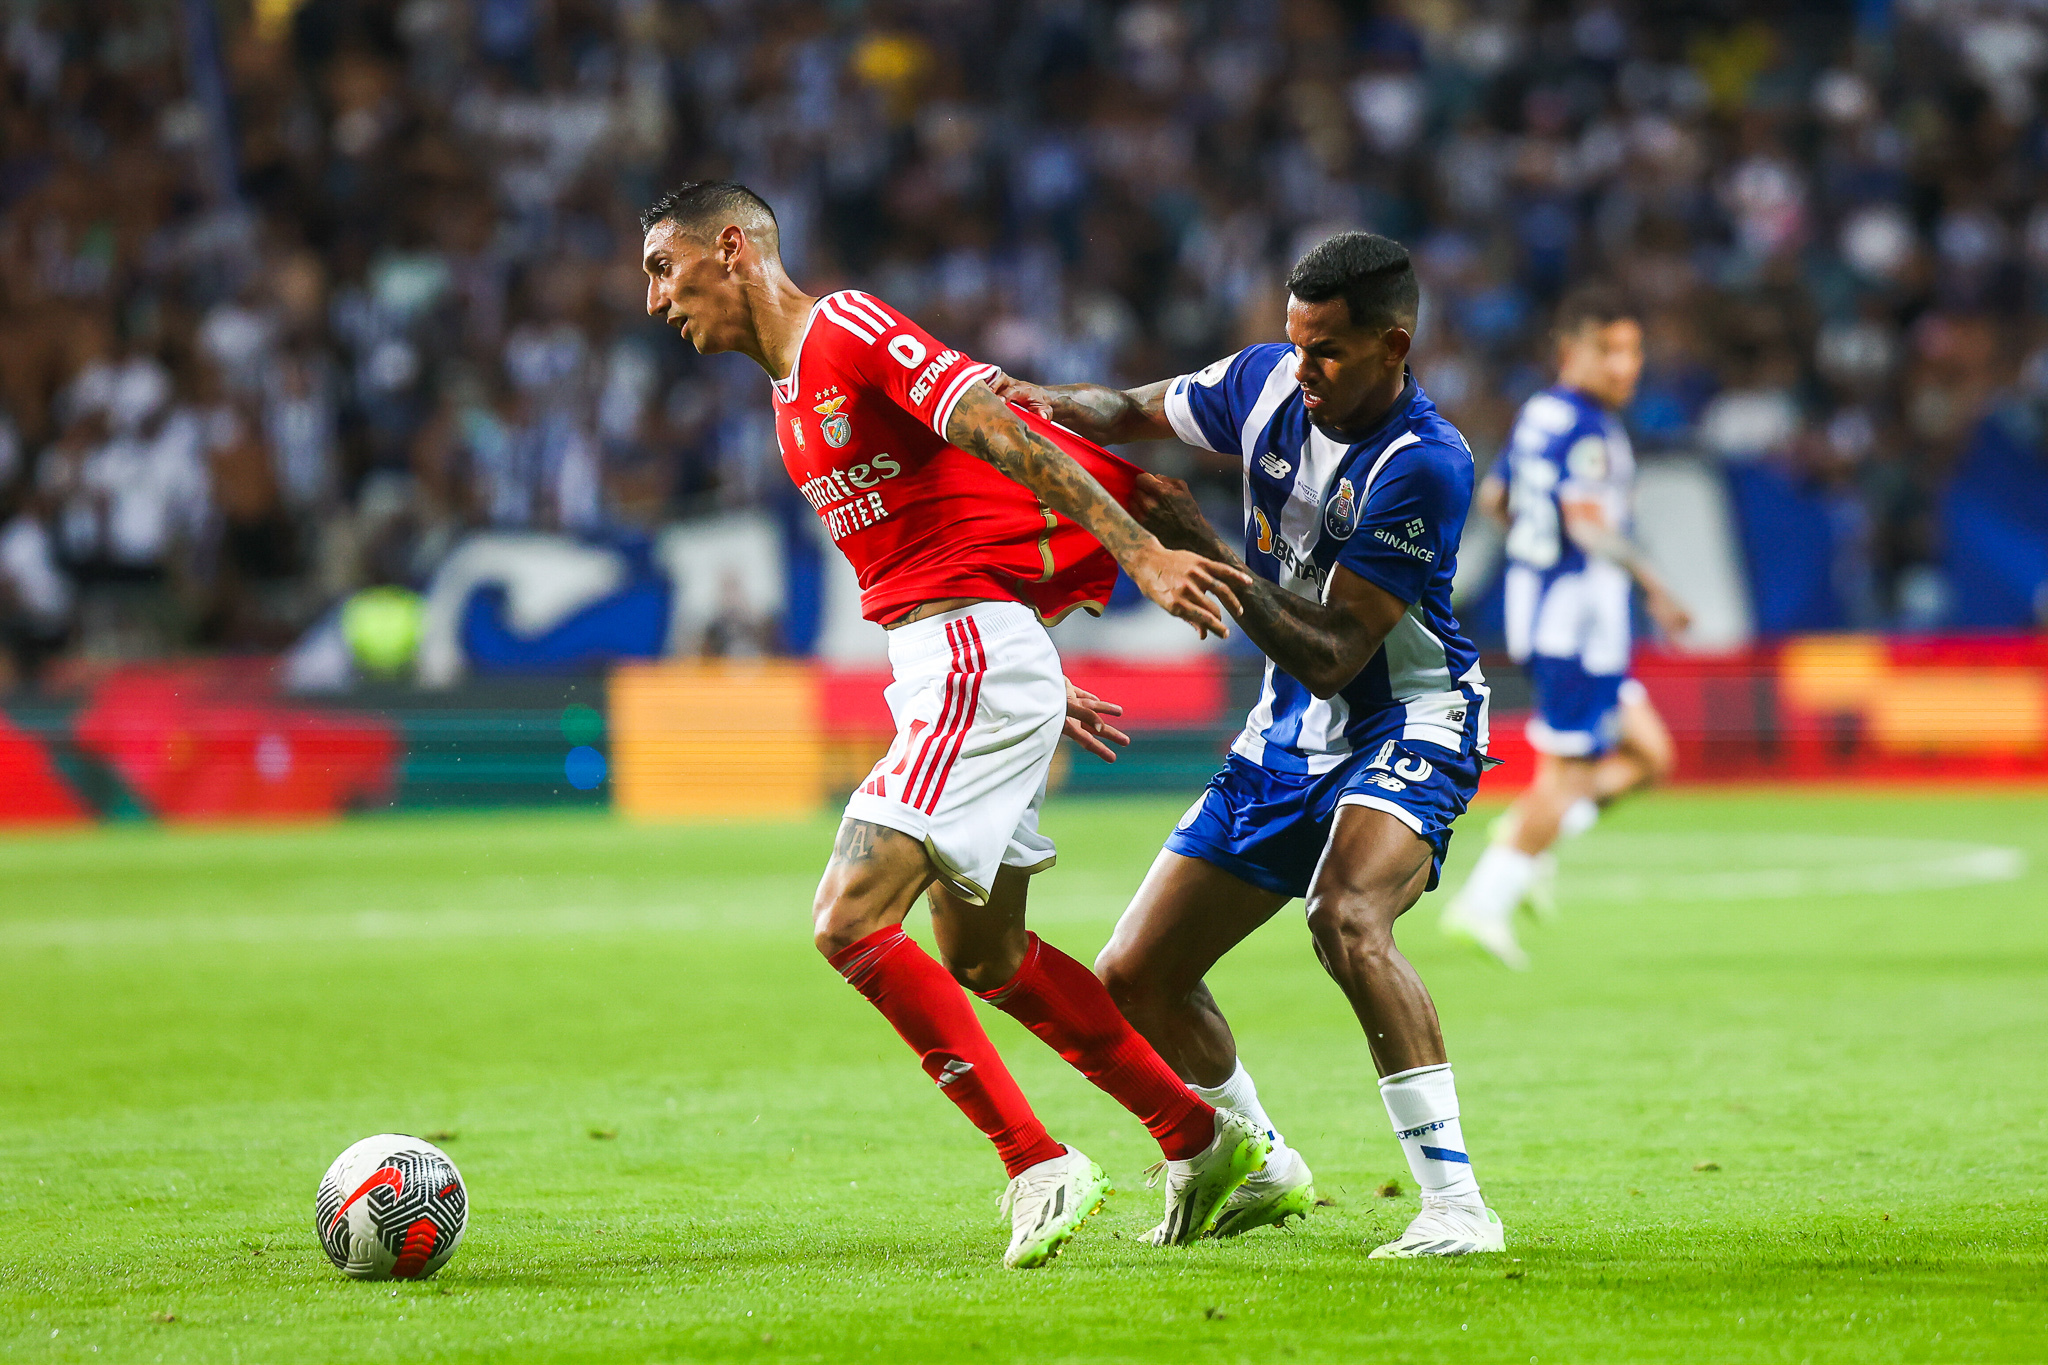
[{"xmin": 315, "ymin": 1134, "xmax": 468, "ymax": 1280}]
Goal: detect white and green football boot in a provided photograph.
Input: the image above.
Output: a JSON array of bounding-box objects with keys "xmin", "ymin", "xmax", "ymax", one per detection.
[
  {"xmin": 1143, "ymin": 1108, "xmax": 1270, "ymax": 1246},
  {"xmin": 1367, "ymin": 1197, "xmax": 1505, "ymax": 1258},
  {"xmin": 998, "ymin": 1146, "xmax": 1110, "ymax": 1269},
  {"xmin": 1440, "ymin": 902, "xmax": 1531, "ymax": 972},
  {"xmin": 1208, "ymin": 1143, "xmax": 1316, "ymax": 1237}
]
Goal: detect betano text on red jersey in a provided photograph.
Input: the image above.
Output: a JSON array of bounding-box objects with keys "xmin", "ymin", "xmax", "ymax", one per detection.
[{"xmin": 769, "ymin": 289, "xmax": 1142, "ymax": 624}]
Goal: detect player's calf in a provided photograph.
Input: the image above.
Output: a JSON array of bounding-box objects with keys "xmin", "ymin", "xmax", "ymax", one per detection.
[{"xmin": 979, "ymin": 932, "xmax": 1220, "ymax": 1164}]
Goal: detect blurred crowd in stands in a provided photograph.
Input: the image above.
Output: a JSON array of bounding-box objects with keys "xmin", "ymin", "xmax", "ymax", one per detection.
[{"xmin": 4, "ymin": 0, "xmax": 2048, "ymax": 679}]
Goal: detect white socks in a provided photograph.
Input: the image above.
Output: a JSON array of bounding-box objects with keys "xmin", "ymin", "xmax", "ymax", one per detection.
[
  {"xmin": 1379, "ymin": 1063, "xmax": 1482, "ymax": 1209},
  {"xmin": 1451, "ymin": 844, "xmax": 1535, "ymax": 929},
  {"xmin": 1559, "ymin": 796, "xmax": 1600, "ymax": 840},
  {"xmin": 1194, "ymin": 1060, "xmax": 1289, "ymax": 1157}
]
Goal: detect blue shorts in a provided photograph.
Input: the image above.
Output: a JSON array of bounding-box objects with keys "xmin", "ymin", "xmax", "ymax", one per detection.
[
  {"xmin": 1525, "ymin": 656, "xmax": 1635, "ymax": 758},
  {"xmin": 1164, "ymin": 735, "xmax": 1485, "ymax": 900}
]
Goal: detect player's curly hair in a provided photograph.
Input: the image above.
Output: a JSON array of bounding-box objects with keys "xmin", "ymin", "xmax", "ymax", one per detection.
[
  {"xmin": 1286, "ymin": 232, "xmax": 1418, "ymax": 332},
  {"xmin": 640, "ymin": 181, "xmax": 779, "ymax": 248}
]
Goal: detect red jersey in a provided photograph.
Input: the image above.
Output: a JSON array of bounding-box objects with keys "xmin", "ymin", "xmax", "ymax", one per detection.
[{"xmin": 770, "ymin": 289, "xmax": 1140, "ymax": 624}]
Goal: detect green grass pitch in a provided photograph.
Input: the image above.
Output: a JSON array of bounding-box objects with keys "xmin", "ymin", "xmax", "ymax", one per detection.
[{"xmin": 3, "ymin": 789, "xmax": 2044, "ymax": 1363}]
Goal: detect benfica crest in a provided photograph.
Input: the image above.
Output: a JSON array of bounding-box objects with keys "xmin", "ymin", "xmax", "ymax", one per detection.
[
  {"xmin": 813, "ymin": 395, "xmax": 852, "ymax": 448},
  {"xmin": 1323, "ymin": 477, "xmax": 1358, "ymax": 539}
]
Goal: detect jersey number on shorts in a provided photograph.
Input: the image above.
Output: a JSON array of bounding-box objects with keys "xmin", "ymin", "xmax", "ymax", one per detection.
[
  {"xmin": 862, "ymin": 719, "xmax": 931, "ymax": 796},
  {"xmin": 1368, "ymin": 739, "xmax": 1434, "ymax": 784}
]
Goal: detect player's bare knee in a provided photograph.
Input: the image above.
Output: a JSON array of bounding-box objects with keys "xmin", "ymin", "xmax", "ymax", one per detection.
[
  {"xmin": 810, "ymin": 889, "xmax": 881, "ymax": 960},
  {"xmin": 810, "ymin": 911, "xmax": 860, "ymax": 960},
  {"xmin": 1305, "ymin": 894, "xmax": 1399, "ymax": 972},
  {"xmin": 938, "ymin": 942, "xmax": 1023, "ymax": 994},
  {"xmin": 1094, "ymin": 945, "xmax": 1164, "ymax": 1021}
]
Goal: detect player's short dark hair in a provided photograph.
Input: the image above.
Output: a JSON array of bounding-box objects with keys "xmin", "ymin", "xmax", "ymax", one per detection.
[
  {"xmin": 640, "ymin": 181, "xmax": 779, "ymax": 248},
  {"xmin": 1285, "ymin": 231, "xmax": 1418, "ymax": 332},
  {"xmin": 1553, "ymin": 283, "xmax": 1636, "ymax": 337}
]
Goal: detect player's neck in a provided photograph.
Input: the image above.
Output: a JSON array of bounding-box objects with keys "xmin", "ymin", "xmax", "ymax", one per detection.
[
  {"xmin": 1556, "ymin": 375, "xmax": 1614, "ymax": 412},
  {"xmin": 1319, "ymin": 370, "xmax": 1409, "ymax": 440},
  {"xmin": 749, "ymin": 274, "xmax": 822, "ymax": 382}
]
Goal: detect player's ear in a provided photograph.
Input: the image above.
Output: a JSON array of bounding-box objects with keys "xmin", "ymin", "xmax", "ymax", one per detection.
[
  {"xmin": 719, "ymin": 224, "xmax": 745, "ymax": 270},
  {"xmin": 1384, "ymin": 325, "xmax": 1413, "ymax": 365}
]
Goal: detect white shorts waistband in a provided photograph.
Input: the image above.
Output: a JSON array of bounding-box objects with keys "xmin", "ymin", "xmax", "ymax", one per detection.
[{"xmin": 885, "ymin": 599, "xmax": 1044, "ymax": 668}]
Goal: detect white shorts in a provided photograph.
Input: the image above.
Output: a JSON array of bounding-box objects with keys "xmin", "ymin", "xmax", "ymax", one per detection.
[{"xmin": 842, "ymin": 601, "xmax": 1062, "ymax": 905}]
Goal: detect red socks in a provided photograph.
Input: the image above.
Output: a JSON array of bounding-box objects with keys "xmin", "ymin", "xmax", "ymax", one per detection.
[
  {"xmin": 980, "ymin": 934, "xmax": 1217, "ymax": 1161},
  {"xmin": 829, "ymin": 925, "xmax": 1064, "ymax": 1178},
  {"xmin": 828, "ymin": 925, "xmax": 1216, "ymax": 1172}
]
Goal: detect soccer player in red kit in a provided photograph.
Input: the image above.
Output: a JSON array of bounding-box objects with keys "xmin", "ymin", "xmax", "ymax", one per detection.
[{"xmin": 640, "ymin": 182, "xmax": 1269, "ymax": 1267}]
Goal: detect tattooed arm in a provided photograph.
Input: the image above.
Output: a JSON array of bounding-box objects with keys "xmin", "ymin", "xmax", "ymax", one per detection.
[
  {"xmin": 986, "ymin": 375, "xmax": 1176, "ymax": 446},
  {"xmin": 1132, "ymin": 472, "xmax": 1404, "ymax": 699},
  {"xmin": 945, "ymin": 380, "xmax": 1249, "ymax": 637}
]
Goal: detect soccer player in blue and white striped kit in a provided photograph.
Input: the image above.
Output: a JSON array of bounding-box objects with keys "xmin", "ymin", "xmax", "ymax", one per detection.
[
  {"xmin": 1441, "ymin": 286, "xmax": 1690, "ymax": 970},
  {"xmin": 996, "ymin": 232, "xmax": 1505, "ymax": 1258}
]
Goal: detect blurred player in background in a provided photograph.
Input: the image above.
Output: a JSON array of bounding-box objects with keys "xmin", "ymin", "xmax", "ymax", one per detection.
[
  {"xmin": 1441, "ymin": 287, "xmax": 1691, "ymax": 970},
  {"xmin": 999, "ymin": 233, "xmax": 1507, "ymax": 1259},
  {"xmin": 641, "ymin": 182, "xmax": 1269, "ymax": 1269}
]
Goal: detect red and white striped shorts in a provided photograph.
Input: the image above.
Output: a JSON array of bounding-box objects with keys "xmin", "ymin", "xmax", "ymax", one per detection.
[{"xmin": 843, "ymin": 601, "xmax": 1061, "ymax": 904}]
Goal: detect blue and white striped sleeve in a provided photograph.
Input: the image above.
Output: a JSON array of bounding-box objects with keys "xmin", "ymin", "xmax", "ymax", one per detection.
[{"xmin": 1162, "ymin": 343, "xmax": 1292, "ymax": 456}]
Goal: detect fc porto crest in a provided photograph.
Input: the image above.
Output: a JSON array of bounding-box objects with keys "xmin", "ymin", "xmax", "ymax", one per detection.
[
  {"xmin": 1323, "ymin": 477, "xmax": 1359, "ymax": 539},
  {"xmin": 813, "ymin": 395, "xmax": 852, "ymax": 449}
]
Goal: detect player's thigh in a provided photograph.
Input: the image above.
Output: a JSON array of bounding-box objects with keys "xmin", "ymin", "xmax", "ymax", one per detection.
[
  {"xmin": 812, "ymin": 819, "xmax": 936, "ymax": 956},
  {"xmin": 1304, "ymin": 805, "xmax": 1435, "ymax": 943},
  {"xmin": 1532, "ymin": 750, "xmax": 1599, "ymax": 799},
  {"xmin": 926, "ymin": 865, "xmax": 1033, "ymax": 990},
  {"xmin": 1096, "ymin": 849, "xmax": 1290, "ymax": 1008}
]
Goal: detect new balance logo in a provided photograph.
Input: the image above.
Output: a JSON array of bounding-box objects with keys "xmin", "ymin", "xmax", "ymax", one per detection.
[
  {"xmin": 934, "ymin": 1059, "xmax": 975, "ymax": 1089},
  {"xmin": 1259, "ymin": 452, "xmax": 1292, "ymax": 479}
]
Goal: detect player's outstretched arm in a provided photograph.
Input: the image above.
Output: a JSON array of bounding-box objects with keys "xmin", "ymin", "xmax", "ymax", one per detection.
[
  {"xmin": 945, "ymin": 381, "xmax": 1251, "ymax": 638},
  {"xmin": 1133, "ymin": 472, "xmax": 1404, "ymax": 698},
  {"xmin": 1560, "ymin": 501, "xmax": 1692, "ymax": 638},
  {"xmin": 987, "ymin": 374, "xmax": 1176, "ymax": 446}
]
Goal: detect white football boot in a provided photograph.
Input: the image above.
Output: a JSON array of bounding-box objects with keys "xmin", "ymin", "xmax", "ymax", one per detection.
[
  {"xmin": 998, "ymin": 1146, "xmax": 1110, "ymax": 1269},
  {"xmin": 1367, "ymin": 1196, "xmax": 1506, "ymax": 1258},
  {"xmin": 1143, "ymin": 1109, "xmax": 1270, "ymax": 1245},
  {"xmin": 1440, "ymin": 902, "xmax": 1531, "ymax": 971},
  {"xmin": 1207, "ymin": 1143, "xmax": 1316, "ymax": 1237}
]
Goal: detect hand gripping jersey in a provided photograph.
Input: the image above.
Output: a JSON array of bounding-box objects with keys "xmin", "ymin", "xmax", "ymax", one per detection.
[
  {"xmin": 1162, "ymin": 344, "xmax": 1490, "ymax": 775},
  {"xmin": 769, "ymin": 290, "xmax": 1140, "ymax": 624},
  {"xmin": 1500, "ymin": 385, "xmax": 1636, "ymax": 676}
]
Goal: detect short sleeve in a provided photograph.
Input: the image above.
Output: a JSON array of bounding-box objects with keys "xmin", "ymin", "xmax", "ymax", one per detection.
[
  {"xmin": 1335, "ymin": 441, "xmax": 1470, "ymax": 606},
  {"xmin": 1162, "ymin": 343, "xmax": 1293, "ymax": 455},
  {"xmin": 1557, "ymin": 432, "xmax": 1609, "ymax": 496},
  {"xmin": 820, "ymin": 290, "xmax": 999, "ymax": 438}
]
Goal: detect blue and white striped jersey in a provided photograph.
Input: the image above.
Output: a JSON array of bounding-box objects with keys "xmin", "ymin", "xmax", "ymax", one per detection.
[
  {"xmin": 1163, "ymin": 343, "xmax": 1490, "ymax": 776},
  {"xmin": 1500, "ymin": 385, "xmax": 1635, "ymax": 671}
]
